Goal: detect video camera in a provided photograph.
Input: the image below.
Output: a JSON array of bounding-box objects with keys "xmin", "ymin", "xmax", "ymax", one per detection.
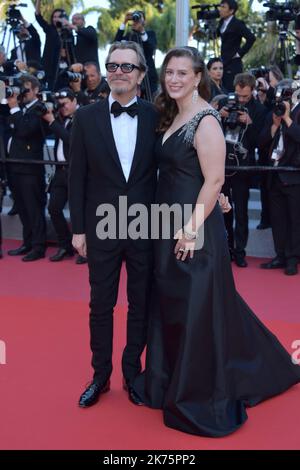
[
  {"xmin": 5, "ymin": 3, "xmax": 27, "ymax": 33},
  {"xmin": 56, "ymin": 11, "xmax": 69, "ymax": 29},
  {"xmin": 192, "ymin": 3, "xmax": 220, "ymax": 21},
  {"xmin": 224, "ymin": 92, "xmax": 248, "ymax": 129},
  {"xmin": 263, "ymin": 1, "xmax": 300, "ymax": 23}
]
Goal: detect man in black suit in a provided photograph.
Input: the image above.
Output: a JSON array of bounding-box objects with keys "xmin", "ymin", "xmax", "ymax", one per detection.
[
  {"xmin": 42, "ymin": 88, "xmax": 77, "ymax": 262},
  {"xmin": 69, "ymin": 41, "xmax": 157, "ymax": 408},
  {"xmin": 217, "ymin": 1, "xmax": 256, "ymax": 91},
  {"xmin": 70, "ymin": 13, "xmax": 99, "ymax": 66},
  {"xmin": 10, "ymin": 19, "xmax": 41, "ymax": 64},
  {"xmin": 6, "ymin": 74, "xmax": 47, "ymax": 261},
  {"xmin": 114, "ymin": 11, "xmax": 158, "ymax": 97},
  {"xmin": 259, "ymin": 79, "xmax": 300, "ymax": 276}
]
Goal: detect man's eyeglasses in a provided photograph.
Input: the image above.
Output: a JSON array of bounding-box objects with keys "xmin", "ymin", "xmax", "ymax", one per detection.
[{"xmin": 105, "ymin": 63, "xmax": 141, "ymax": 73}]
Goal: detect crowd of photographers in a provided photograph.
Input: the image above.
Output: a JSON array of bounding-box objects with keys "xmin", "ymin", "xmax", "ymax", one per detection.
[
  {"xmin": 1, "ymin": 1, "xmax": 300, "ymax": 275},
  {"xmin": 0, "ymin": 2, "xmax": 158, "ymax": 263}
]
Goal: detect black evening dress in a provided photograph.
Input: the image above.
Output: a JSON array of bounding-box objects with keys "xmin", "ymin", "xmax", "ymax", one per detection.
[{"xmin": 134, "ymin": 109, "xmax": 300, "ymax": 437}]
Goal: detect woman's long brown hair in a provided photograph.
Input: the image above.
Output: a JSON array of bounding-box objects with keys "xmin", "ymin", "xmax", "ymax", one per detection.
[{"xmin": 155, "ymin": 47, "xmax": 211, "ymax": 132}]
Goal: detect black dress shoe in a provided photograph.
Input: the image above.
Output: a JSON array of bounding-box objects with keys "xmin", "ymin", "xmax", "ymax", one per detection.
[
  {"xmin": 284, "ymin": 263, "xmax": 298, "ymax": 276},
  {"xmin": 22, "ymin": 250, "xmax": 45, "ymax": 262},
  {"xmin": 7, "ymin": 205, "xmax": 18, "ymax": 216},
  {"xmin": 78, "ymin": 380, "xmax": 110, "ymax": 408},
  {"xmin": 256, "ymin": 222, "xmax": 271, "ymax": 230},
  {"xmin": 260, "ymin": 257, "xmax": 285, "ymax": 269},
  {"xmin": 49, "ymin": 248, "xmax": 74, "ymax": 262},
  {"xmin": 76, "ymin": 255, "xmax": 87, "ymax": 265},
  {"xmin": 234, "ymin": 254, "xmax": 248, "ymax": 268},
  {"xmin": 123, "ymin": 378, "xmax": 144, "ymax": 406},
  {"xmin": 7, "ymin": 245, "xmax": 31, "ymax": 256}
]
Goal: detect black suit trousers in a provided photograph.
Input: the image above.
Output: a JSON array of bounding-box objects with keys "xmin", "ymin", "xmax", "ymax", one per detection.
[
  {"xmin": 88, "ymin": 241, "xmax": 153, "ymax": 384},
  {"xmin": 10, "ymin": 172, "xmax": 46, "ymax": 252},
  {"xmin": 48, "ymin": 168, "xmax": 72, "ymax": 250},
  {"xmin": 269, "ymin": 174, "xmax": 300, "ymax": 262},
  {"xmin": 223, "ymin": 58, "xmax": 243, "ymax": 92}
]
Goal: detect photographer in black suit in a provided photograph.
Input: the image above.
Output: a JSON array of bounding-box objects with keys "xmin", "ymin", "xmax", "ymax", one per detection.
[
  {"xmin": 42, "ymin": 88, "xmax": 77, "ymax": 262},
  {"xmin": 35, "ymin": 1, "xmax": 75, "ymax": 90},
  {"xmin": 259, "ymin": 79, "xmax": 300, "ymax": 276},
  {"xmin": 10, "ymin": 16, "xmax": 41, "ymax": 64},
  {"xmin": 115, "ymin": 11, "xmax": 158, "ymax": 97},
  {"xmin": 6, "ymin": 74, "xmax": 47, "ymax": 261},
  {"xmin": 70, "ymin": 13, "xmax": 99, "ymax": 66},
  {"xmin": 69, "ymin": 42, "xmax": 157, "ymax": 407},
  {"xmin": 219, "ymin": 73, "xmax": 267, "ymax": 267},
  {"xmin": 217, "ymin": 1, "xmax": 256, "ymax": 91}
]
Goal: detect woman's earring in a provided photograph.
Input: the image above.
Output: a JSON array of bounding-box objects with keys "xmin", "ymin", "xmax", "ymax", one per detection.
[{"xmin": 192, "ymin": 87, "xmax": 199, "ymax": 104}]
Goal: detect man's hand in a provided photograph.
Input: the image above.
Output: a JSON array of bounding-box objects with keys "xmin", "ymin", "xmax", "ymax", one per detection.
[
  {"xmin": 219, "ymin": 107, "xmax": 229, "ymax": 119},
  {"xmin": 15, "ymin": 60, "xmax": 28, "ymax": 72},
  {"xmin": 72, "ymin": 234, "xmax": 87, "ymax": 257},
  {"xmin": 124, "ymin": 12, "xmax": 132, "ymax": 24},
  {"xmin": 70, "ymin": 63, "xmax": 84, "ymax": 73},
  {"xmin": 238, "ymin": 111, "xmax": 252, "ymax": 125}
]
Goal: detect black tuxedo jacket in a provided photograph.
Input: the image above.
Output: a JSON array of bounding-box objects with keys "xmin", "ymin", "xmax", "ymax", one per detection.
[
  {"xmin": 10, "ymin": 24, "xmax": 41, "ymax": 63},
  {"xmin": 8, "ymin": 102, "xmax": 46, "ymax": 175},
  {"xmin": 259, "ymin": 103, "xmax": 300, "ymax": 186},
  {"xmin": 50, "ymin": 118, "xmax": 73, "ymax": 163},
  {"xmin": 69, "ymin": 97, "xmax": 158, "ymax": 250},
  {"xmin": 74, "ymin": 26, "xmax": 99, "ymax": 65},
  {"xmin": 217, "ymin": 16, "xmax": 256, "ymax": 66}
]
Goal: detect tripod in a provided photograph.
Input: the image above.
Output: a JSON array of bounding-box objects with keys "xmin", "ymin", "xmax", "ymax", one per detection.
[
  {"xmin": 270, "ymin": 22, "xmax": 295, "ymax": 78},
  {"xmin": 1, "ymin": 21, "xmax": 26, "ymax": 63},
  {"xmin": 128, "ymin": 30, "xmax": 153, "ymax": 103}
]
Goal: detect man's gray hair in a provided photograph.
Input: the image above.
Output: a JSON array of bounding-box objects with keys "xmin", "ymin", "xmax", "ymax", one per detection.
[{"xmin": 106, "ymin": 41, "xmax": 148, "ymax": 73}]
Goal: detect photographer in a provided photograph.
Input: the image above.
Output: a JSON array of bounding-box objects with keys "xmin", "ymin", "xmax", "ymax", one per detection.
[
  {"xmin": 41, "ymin": 88, "xmax": 84, "ymax": 263},
  {"xmin": 68, "ymin": 62, "xmax": 109, "ymax": 105},
  {"xmin": 294, "ymin": 15, "xmax": 300, "ymax": 66},
  {"xmin": 220, "ymin": 72, "xmax": 267, "ymax": 267},
  {"xmin": 35, "ymin": 1, "xmax": 75, "ymax": 90},
  {"xmin": 114, "ymin": 11, "xmax": 158, "ymax": 97},
  {"xmin": 217, "ymin": 1, "xmax": 256, "ymax": 91},
  {"xmin": 67, "ymin": 13, "xmax": 99, "ymax": 66},
  {"xmin": 9, "ymin": 15, "xmax": 41, "ymax": 64},
  {"xmin": 259, "ymin": 79, "xmax": 300, "ymax": 275},
  {"xmin": 6, "ymin": 74, "xmax": 47, "ymax": 261}
]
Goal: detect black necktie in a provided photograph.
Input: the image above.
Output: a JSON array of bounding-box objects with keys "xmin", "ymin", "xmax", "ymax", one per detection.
[{"xmin": 111, "ymin": 101, "xmax": 138, "ymax": 118}]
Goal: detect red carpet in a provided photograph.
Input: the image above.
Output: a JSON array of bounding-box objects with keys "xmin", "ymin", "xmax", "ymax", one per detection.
[{"xmin": 0, "ymin": 240, "xmax": 300, "ymax": 450}]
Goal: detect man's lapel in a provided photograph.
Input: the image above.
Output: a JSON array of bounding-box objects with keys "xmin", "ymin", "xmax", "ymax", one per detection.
[
  {"xmin": 94, "ymin": 99, "xmax": 126, "ymax": 181},
  {"xmin": 128, "ymin": 98, "xmax": 148, "ymax": 182}
]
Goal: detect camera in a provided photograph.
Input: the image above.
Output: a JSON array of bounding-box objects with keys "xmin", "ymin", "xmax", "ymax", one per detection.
[
  {"xmin": 35, "ymin": 91, "xmax": 57, "ymax": 116},
  {"xmin": 263, "ymin": 1, "xmax": 300, "ymax": 23},
  {"xmin": 192, "ymin": 3, "xmax": 220, "ymax": 21},
  {"xmin": 250, "ymin": 66, "xmax": 270, "ymax": 80},
  {"xmin": 1, "ymin": 74, "xmax": 29, "ymax": 99},
  {"xmin": 61, "ymin": 71, "xmax": 83, "ymax": 83},
  {"xmin": 273, "ymin": 80, "xmax": 300, "ymax": 117},
  {"xmin": 131, "ymin": 11, "xmax": 143, "ymax": 22},
  {"xmin": 224, "ymin": 92, "xmax": 248, "ymax": 129},
  {"xmin": 56, "ymin": 11, "xmax": 69, "ymax": 29}
]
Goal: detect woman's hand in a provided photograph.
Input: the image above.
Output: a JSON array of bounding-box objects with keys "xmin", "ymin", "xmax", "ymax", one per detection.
[
  {"xmin": 218, "ymin": 193, "xmax": 231, "ymax": 213},
  {"xmin": 174, "ymin": 228, "xmax": 196, "ymax": 261}
]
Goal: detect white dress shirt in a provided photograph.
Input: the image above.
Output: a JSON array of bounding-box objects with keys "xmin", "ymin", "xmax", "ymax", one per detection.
[
  {"xmin": 109, "ymin": 93, "xmax": 138, "ymax": 181},
  {"xmin": 56, "ymin": 118, "xmax": 71, "ymax": 162},
  {"xmin": 220, "ymin": 15, "xmax": 234, "ymax": 34}
]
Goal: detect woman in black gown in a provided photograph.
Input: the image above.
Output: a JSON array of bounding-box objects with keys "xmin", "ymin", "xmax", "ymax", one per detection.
[{"xmin": 134, "ymin": 47, "xmax": 300, "ymax": 437}]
